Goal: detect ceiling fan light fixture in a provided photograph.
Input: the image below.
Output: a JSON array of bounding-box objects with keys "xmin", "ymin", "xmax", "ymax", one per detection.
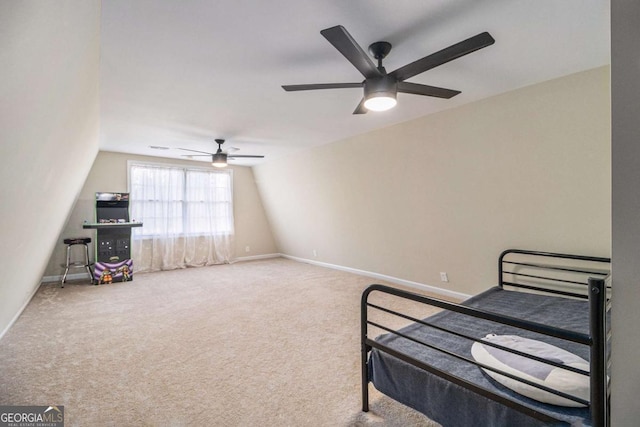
[
  {"xmin": 363, "ymin": 77, "xmax": 397, "ymax": 112},
  {"xmin": 364, "ymin": 93, "xmax": 397, "ymax": 111},
  {"xmin": 212, "ymin": 153, "xmax": 227, "ymax": 168}
]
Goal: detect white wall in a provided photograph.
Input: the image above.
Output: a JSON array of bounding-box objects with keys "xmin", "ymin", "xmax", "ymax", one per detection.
[
  {"xmin": 254, "ymin": 67, "xmax": 611, "ymax": 296},
  {"xmin": 611, "ymin": 2, "xmax": 640, "ymax": 425},
  {"xmin": 0, "ymin": 1, "xmax": 101, "ymax": 337},
  {"xmin": 42, "ymin": 152, "xmax": 277, "ymax": 278}
]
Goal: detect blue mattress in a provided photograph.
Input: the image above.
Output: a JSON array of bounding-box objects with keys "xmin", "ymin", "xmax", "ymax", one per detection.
[{"xmin": 369, "ymin": 287, "xmax": 594, "ymax": 427}]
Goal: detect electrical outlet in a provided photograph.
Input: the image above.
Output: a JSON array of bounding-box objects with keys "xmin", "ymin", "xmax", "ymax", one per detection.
[
  {"xmin": 440, "ymin": 272, "xmax": 449, "ymax": 282},
  {"xmin": 313, "ymin": 249, "xmax": 317, "ymax": 257},
  {"xmin": 245, "ymin": 246, "xmax": 250, "ymax": 253}
]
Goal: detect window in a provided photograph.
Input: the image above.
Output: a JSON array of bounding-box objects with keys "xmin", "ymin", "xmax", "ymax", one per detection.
[{"xmin": 128, "ymin": 162, "xmax": 233, "ymax": 238}]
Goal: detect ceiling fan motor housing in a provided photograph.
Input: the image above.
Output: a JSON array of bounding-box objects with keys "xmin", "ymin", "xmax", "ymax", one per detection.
[{"xmin": 364, "ymin": 75, "xmax": 398, "ymax": 99}]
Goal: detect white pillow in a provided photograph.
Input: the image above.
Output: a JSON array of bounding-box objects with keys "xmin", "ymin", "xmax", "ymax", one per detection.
[{"xmin": 471, "ymin": 334, "xmax": 589, "ymax": 407}]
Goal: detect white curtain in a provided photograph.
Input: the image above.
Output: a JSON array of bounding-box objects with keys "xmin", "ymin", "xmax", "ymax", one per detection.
[{"xmin": 129, "ymin": 163, "xmax": 234, "ymax": 272}]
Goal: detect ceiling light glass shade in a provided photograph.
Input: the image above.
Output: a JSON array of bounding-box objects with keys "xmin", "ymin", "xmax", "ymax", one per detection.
[
  {"xmin": 212, "ymin": 153, "xmax": 227, "ymax": 168},
  {"xmin": 363, "ymin": 94, "xmax": 397, "ymax": 111},
  {"xmin": 363, "ymin": 76, "xmax": 398, "ymax": 112}
]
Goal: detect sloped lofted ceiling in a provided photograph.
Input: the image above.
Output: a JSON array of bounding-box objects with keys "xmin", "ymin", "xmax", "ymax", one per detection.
[{"xmin": 100, "ymin": 0, "xmax": 610, "ymax": 166}]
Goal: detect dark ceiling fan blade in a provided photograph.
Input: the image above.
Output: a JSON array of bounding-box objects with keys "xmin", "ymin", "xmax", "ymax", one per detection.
[
  {"xmin": 227, "ymin": 155, "xmax": 265, "ymax": 159},
  {"xmin": 320, "ymin": 25, "xmax": 382, "ymax": 79},
  {"xmin": 390, "ymin": 32, "xmax": 495, "ymax": 82},
  {"xmin": 178, "ymin": 147, "xmax": 214, "ymax": 155},
  {"xmin": 397, "ymin": 82, "xmax": 461, "ymax": 99},
  {"xmin": 353, "ymin": 98, "xmax": 367, "ymax": 115},
  {"xmin": 282, "ymin": 82, "xmax": 362, "ymax": 92}
]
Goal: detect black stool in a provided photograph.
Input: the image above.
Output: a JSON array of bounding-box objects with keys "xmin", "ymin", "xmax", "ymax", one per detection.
[{"xmin": 61, "ymin": 237, "xmax": 93, "ymax": 287}]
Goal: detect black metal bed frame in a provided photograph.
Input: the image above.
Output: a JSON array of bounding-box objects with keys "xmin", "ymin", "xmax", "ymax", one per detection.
[{"xmin": 361, "ymin": 249, "xmax": 611, "ymax": 426}]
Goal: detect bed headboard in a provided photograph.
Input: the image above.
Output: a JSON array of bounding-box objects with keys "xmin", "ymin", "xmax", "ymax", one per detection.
[{"xmin": 498, "ymin": 249, "xmax": 611, "ymax": 299}]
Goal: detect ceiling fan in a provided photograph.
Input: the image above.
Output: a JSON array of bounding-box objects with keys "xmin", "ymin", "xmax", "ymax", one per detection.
[
  {"xmin": 282, "ymin": 25, "xmax": 495, "ymax": 114},
  {"xmin": 179, "ymin": 139, "xmax": 264, "ymax": 167}
]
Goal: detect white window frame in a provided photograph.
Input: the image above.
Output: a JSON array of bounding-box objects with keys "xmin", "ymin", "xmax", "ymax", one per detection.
[{"xmin": 127, "ymin": 160, "xmax": 234, "ymax": 239}]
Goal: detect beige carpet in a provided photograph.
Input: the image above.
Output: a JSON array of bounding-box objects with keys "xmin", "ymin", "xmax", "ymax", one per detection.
[{"xmin": 0, "ymin": 258, "xmax": 446, "ymax": 426}]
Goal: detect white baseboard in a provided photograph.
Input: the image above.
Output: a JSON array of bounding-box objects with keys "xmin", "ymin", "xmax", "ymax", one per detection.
[
  {"xmin": 41, "ymin": 254, "xmax": 282, "ymax": 281},
  {"xmin": 41, "ymin": 271, "xmax": 89, "ymax": 283},
  {"xmin": 42, "ymin": 252, "xmax": 468, "ymax": 301},
  {"xmin": 235, "ymin": 253, "xmax": 281, "ymax": 262},
  {"xmin": 280, "ymin": 254, "xmax": 471, "ymax": 301},
  {"xmin": 41, "ymin": 272, "xmax": 92, "ymax": 284}
]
